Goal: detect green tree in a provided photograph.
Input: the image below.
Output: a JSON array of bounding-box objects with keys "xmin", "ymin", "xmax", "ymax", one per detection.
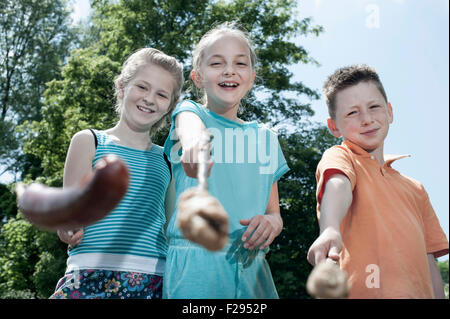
[
  {"xmin": 437, "ymin": 260, "xmax": 449, "ymax": 299},
  {"xmin": 0, "ymin": 183, "xmax": 17, "ymax": 223},
  {"xmin": 15, "ymin": 0, "xmax": 330, "ymax": 298},
  {"xmin": 0, "ymin": 0, "xmax": 75, "ymax": 177},
  {"xmin": 0, "ymin": 214, "xmax": 67, "ymax": 298}
]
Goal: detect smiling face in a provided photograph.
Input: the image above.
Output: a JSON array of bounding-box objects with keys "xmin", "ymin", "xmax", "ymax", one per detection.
[
  {"xmin": 192, "ymin": 34, "xmax": 255, "ymax": 119},
  {"xmin": 327, "ymin": 81, "xmax": 393, "ymax": 158},
  {"xmin": 119, "ymin": 63, "xmax": 174, "ymax": 131}
]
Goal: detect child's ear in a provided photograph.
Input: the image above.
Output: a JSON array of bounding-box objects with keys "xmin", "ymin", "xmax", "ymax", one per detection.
[
  {"xmin": 191, "ymin": 70, "xmax": 203, "ymax": 88},
  {"xmin": 387, "ymin": 102, "xmax": 393, "ymax": 124},
  {"xmin": 327, "ymin": 118, "xmax": 342, "ymax": 138},
  {"xmin": 117, "ymin": 81, "xmax": 125, "ymax": 99}
]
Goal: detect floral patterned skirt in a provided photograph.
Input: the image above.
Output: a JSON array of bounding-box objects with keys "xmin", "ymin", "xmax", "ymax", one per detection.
[{"xmin": 49, "ymin": 269, "xmax": 163, "ymax": 299}]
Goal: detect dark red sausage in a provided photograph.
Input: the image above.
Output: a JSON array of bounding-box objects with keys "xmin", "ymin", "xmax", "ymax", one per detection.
[{"xmin": 15, "ymin": 155, "xmax": 129, "ymax": 231}]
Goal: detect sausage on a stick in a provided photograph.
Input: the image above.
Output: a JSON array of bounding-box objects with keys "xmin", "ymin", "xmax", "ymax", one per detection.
[
  {"xmin": 306, "ymin": 258, "xmax": 350, "ymax": 299},
  {"xmin": 15, "ymin": 155, "xmax": 129, "ymax": 231},
  {"xmin": 177, "ymin": 133, "xmax": 229, "ymax": 251}
]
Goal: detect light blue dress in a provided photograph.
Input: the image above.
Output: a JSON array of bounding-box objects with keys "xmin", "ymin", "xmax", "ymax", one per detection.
[{"xmin": 163, "ymin": 100, "xmax": 290, "ymax": 298}]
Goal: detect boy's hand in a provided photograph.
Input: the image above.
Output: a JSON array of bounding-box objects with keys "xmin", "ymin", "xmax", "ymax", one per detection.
[
  {"xmin": 57, "ymin": 228, "xmax": 84, "ymax": 247},
  {"xmin": 307, "ymin": 227, "xmax": 342, "ymax": 266},
  {"xmin": 240, "ymin": 213, "xmax": 283, "ymax": 250}
]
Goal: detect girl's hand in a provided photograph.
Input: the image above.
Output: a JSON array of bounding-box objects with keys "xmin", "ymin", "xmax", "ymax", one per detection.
[
  {"xmin": 57, "ymin": 228, "xmax": 84, "ymax": 247},
  {"xmin": 307, "ymin": 227, "xmax": 342, "ymax": 266},
  {"xmin": 180, "ymin": 142, "xmax": 213, "ymax": 179},
  {"xmin": 239, "ymin": 213, "xmax": 283, "ymax": 250}
]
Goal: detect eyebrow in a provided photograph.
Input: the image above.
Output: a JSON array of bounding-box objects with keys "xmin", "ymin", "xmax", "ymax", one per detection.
[
  {"xmin": 208, "ymin": 54, "xmax": 249, "ymax": 59},
  {"xmin": 366, "ymin": 99, "xmax": 383, "ymax": 105},
  {"xmin": 137, "ymin": 80, "xmax": 171, "ymax": 94}
]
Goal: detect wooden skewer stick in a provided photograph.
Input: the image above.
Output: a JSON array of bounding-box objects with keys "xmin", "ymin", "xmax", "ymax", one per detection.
[
  {"xmin": 15, "ymin": 155, "xmax": 129, "ymax": 231},
  {"xmin": 306, "ymin": 258, "xmax": 350, "ymax": 299},
  {"xmin": 177, "ymin": 132, "xmax": 229, "ymax": 251}
]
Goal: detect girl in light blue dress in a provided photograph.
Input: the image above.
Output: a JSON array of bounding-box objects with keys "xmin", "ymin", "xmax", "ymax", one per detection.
[{"xmin": 163, "ymin": 22, "xmax": 289, "ymax": 299}]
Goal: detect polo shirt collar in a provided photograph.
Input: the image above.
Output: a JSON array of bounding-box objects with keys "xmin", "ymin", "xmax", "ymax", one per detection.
[{"xmin": 343, "ymin": 140, "xmax": 410, "ymax": 167}]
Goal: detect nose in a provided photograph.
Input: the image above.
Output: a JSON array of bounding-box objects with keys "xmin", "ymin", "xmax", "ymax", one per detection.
[
  {"xmin": 223, "ymin": 64, "xmax": 235, "ymax": 76},
  {"xmin": 360, "ymin": 110, "xmax": 374, "ymax": 126},
  {"xmin": 142, "ymin": 92, "xmax": 155, "ymax": 106}
]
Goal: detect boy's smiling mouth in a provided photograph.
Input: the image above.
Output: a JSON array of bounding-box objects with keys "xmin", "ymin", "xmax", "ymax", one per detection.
[{"xmin": 361, "ymin": 128, "xmax": 379, "ymax": 136}]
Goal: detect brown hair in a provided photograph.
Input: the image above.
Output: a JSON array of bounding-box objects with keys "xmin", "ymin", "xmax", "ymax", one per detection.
[
  {"xmin": 114, "ymin": 48, "xmax": 184, "ymax": 134},
  {"xmin": 323, "ymin": 64, "xmax": 388, "ymax": 119}
]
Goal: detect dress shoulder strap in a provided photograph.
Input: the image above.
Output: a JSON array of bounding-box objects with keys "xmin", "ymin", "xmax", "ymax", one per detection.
[{"xmin": 87, "ymin": 128, "xmax": 98, "ymax": 149}]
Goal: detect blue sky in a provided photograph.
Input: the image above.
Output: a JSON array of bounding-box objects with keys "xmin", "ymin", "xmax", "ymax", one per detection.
[
  {"xmin": 9, "ymin": 0, "xmax": 446, "ymax": 259},
  {"xmin": 57, "ymin": 0, "xmax": 450, "ymax": 260},
  {"xmin": 292, "ymin": 0, "xmax": 449, "ymax": 260}
]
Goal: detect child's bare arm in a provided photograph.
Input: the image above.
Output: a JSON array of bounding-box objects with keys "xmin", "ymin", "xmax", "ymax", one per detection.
[
  {"xmin": 175, "ymin": 112, "xmax": 212, "ymax": 178},
  {"xmin": 240, "ymin": 182, "xmax": 283, "ymax": 250},
  {"xmin": 57, "ymin": 130, "xmax": 96, "ymax": 246},
  {"xmin": 307, "ymin": 174, "xmax": 352, "ymax": 266},
  {"xmin": 427, "ymin": 253, "xmax": 445, "ymax": 299},
  {"xmin": 63, "ymin": 130, "xmax": 96, "ymax": 188}
]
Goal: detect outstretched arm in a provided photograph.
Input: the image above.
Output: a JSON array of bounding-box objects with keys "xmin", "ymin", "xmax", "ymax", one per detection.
[
  {"xmin": 63, "ymin": 130, "xmax": 96, "ymax": 188},
  {"xmin": 16, "ymin": 130, "xmax": 129, "ymax": 232},
  {"xmin": 175, "ymin": 112, "xmax": 213, "ymax": 178},
  {"xmin": 56, "ymin": 130, "xmax": 95, "ymax": 245},
  {"xmin": 307, "ymin": 173, "xmax": 352, "ymax": 266}
]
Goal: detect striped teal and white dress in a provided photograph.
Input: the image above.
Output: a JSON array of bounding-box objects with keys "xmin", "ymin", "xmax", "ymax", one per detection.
[{"xmin": 66, "ymin": 129, "xmax": 171, "ymax": 276}]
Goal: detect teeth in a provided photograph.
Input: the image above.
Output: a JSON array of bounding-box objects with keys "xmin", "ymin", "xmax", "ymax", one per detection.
[
  {"xmin": 219, "ymin": 82, "xmax": 238, "ymax": 87},
  {"xmin": 137, "ymin": 105, "xmax": 155, "ymax": 113}
]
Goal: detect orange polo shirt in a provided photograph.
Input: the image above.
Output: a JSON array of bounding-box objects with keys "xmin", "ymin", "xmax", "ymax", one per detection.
[{"xmin": 316, "ymin": 140, "xmax": 449, "ymax": 299}]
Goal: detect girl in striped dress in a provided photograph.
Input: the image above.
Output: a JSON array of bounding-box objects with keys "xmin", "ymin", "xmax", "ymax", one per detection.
[{"xmin": 50, "ymin": 48, "xmax": 184, "ymax": 299}]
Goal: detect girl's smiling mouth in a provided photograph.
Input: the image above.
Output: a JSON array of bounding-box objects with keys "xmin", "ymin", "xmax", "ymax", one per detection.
[
  {"xmin": 218, "ymin": 81, "xmax": 239, "ymax": 88},
  {"xmin": 137, "ymin": 105, "xmax": 155, "ymax": 113}
]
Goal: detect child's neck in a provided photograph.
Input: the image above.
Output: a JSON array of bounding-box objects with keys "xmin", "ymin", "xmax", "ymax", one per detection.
[
  {"xmin": 107, "ymin": 121, "xmax": 153, "ymax": 151},
  {"xmin": 367, "ymin": 145, "xmax": 385, "ymax": 166},
  {"xmin": 206, "ymin": 102, "xmax": 244, "ymax": 123}
]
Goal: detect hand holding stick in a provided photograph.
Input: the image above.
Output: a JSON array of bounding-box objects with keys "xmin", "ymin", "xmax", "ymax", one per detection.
[
  {"xmin": 177, "ymin": 132, "xmax": 229, "ymax": 251},
  {"xmin": 306, "ymin": 258, "xmax": 350, "ymax": 299},
  {"xmin": 15, "ymin": 155, "xmax": 129, "ymax": 231}
]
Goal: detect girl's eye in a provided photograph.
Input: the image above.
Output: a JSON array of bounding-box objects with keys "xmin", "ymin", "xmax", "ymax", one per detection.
[
  {"xmin": 137, "ymin": 84, "xmax": 147, "ymax": 90},
  {"xmin": 370, "ymin": 105, "xmax": 380, "ymax": 109},
  {"xmin": 158, "ymin": 93, "xmax": 168, "ymax": 99},
  {"xmin": 210, "ymin": 62, "xmax": 221, "ymax": 66},
  {"xmin": 347, "ymin": 111, "xmax": 357, "ymax": 116}
]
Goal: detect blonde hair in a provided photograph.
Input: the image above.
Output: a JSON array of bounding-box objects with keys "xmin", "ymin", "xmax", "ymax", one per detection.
[
  {"xmin": 191, "ymin": 22, "xmax": 257, "ymax": 105},
  {"xmin": 114, "ymin": 48, "xmax": 184, "ymax": 134}
]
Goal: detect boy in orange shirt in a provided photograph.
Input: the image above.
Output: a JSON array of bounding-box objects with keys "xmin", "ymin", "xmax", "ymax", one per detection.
[{"xmin": 307, "ymin": 65, "xmax": 449, "ymax": 298}]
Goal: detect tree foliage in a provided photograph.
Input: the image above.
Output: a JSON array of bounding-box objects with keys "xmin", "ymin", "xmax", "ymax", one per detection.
[
  {"xmin": 0, "ymin": 0, "xmax": 75, "ymax": 174},
  {"xmin": 2, "ymin": 0, "xmax": 336, "ymax": 298}
]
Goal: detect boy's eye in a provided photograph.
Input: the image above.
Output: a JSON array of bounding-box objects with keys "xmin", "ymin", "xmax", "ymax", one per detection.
[
  {"xmin": 347, "ymin": 111, "xmax": 357, "ymax": 116},
  {"xmin": 158, "ymin": 93, "xmax": 168, "ymax": 99},
  {"xmin": 370, "ymin": 105, "xmax": 380, "ymax": 109},
  {"xmin": 210, "ymin": 62, "xmax": 222, "ymax": 66}
]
